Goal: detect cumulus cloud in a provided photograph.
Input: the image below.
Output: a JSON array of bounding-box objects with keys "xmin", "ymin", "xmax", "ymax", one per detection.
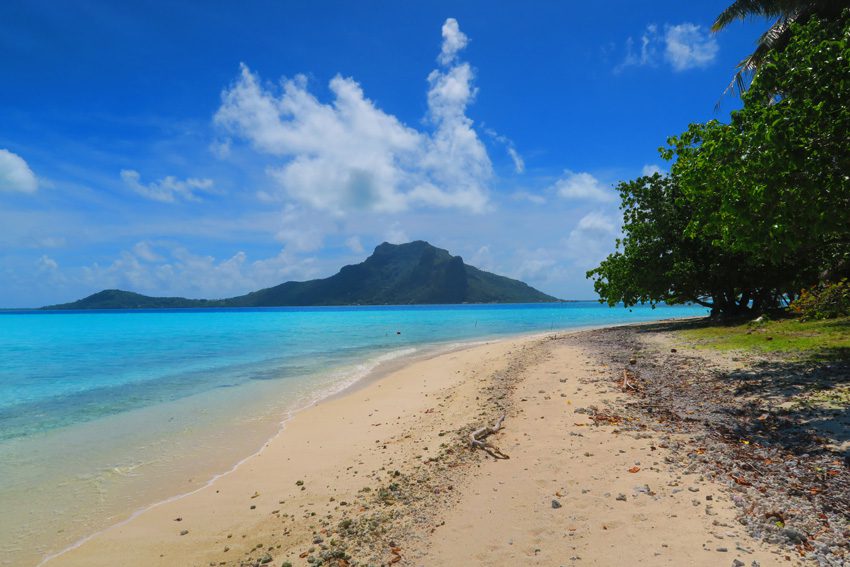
[
  {"xmin": 133, "ymin": 241, "xmax": 164, "ymax": 262},
  {"xmin": 515, "ymin": 248, "xmax": 561, "ymax": 283},
  {"xmin": 0, "ymin": 149, "xmax": 38, "ymax": 193},
  {"xmin": 617, "ymin": 22, "xmax": 717, "ymax": 73},
  {"xmin": 121, "ymin": 169, "xmax": 215, "ymax": 203},
  {"xmin": 384, "ymin": 222, "xmax": 409, "ymax": 244},
  {"xmin": 80, "ymin": 242, "xmax": 323, "ymax": 299},
  {"xmin": 438, "ymin": 18, "xmax": 469, "ymax": 65},
  {"xmin": 552, "ymin": 170, "xmax": 616, "ymax": 202},
  {"xmin": 35, "ymin": 254, "xmax": 66, "ymax": 286},
  {"xmin": 564, "ymin": 211, "xmax": 620, "ymax": 269},
  {"xmin": 664, "ymin": 24, "xmax": 719, "ymax": 71},
  {"xmin": 274, "ymin": 204, "xmax": 325, "ymax": 252},
  {"xmin": 215, "ymin": 18, "xmax": 491, "ymax": 215}
]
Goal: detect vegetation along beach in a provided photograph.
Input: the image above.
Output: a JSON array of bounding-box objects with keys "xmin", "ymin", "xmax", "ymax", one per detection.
[{"xmin": 1, "ymin": 1, "xmax": 848, "ymax": 566}]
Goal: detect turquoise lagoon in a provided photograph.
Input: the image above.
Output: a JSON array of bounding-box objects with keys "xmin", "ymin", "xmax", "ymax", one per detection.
[{"xmin": 0, "ymin": 302, "xmax": 706, "ymax": 565}]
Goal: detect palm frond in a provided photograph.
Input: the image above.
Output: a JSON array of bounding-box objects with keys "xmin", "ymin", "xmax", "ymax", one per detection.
[
  {"xmin": 712, "ymin": 0, "xmax": 792, "ymax": 31},
  {"xmin": 714, "ymin": 0, "xmax": 850, "ymax": 103}
]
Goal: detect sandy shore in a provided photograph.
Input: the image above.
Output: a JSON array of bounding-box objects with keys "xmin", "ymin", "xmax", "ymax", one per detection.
[{"xmin": 44, "ymin": 329, "xmax": 786, "ymax": 566}]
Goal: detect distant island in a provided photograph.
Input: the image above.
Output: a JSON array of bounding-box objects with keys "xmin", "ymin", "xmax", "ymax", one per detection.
[{"xmin": 45, "ymin": 241, "xmax": 559, "ymax": 309}]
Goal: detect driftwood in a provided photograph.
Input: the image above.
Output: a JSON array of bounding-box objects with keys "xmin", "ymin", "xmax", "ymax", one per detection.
[
  {"xmin": 620, "ymin": 369, "xmax": 637, "ymax": 391},
  {"xmin": 469, "ymin": 413, "xmax": 509, "ymax": 459}
]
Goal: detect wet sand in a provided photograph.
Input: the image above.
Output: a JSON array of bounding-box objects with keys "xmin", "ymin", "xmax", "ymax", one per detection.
[{"xmin": 44, "ymin": 329, "xmax": 786, "ymax": 566}]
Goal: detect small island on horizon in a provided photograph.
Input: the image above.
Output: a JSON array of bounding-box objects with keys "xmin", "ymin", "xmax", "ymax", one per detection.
[{"xmin": 44, "ymin": 241, "xmax": 561, "ymax": 310}]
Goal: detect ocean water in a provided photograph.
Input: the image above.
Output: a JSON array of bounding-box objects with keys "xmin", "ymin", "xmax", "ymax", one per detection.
[{"xmin": 0, "ymin": 302, "xmax": 706, "ymax": 565}]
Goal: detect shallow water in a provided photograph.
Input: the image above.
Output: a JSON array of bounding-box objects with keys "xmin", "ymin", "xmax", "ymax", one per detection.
[{"xmin": 0, "ymin": 302, "xmax": 705, "ymax": 565}]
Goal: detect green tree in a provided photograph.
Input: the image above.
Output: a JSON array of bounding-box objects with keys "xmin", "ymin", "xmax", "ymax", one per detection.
[
  {"xmin": 687, "ymin": 11, "xmax": 850, "ymax": 279},
  {"xmin": 588, "ymin": 173, "xmax": 768, "ymax": 317},
  {"xmin": 589, "ymin": 11, "xmax": 850, "ymax": 318}
]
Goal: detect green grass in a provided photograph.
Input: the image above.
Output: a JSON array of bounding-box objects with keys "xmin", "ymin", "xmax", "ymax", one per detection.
[{"xmin": 679, "ymin": 315, "xmax": 850, "ymax": 355}]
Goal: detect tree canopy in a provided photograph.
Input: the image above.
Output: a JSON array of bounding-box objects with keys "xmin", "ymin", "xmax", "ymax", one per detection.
[{"xmin": 588, "ymin": 10, "xmax": 850, "ymax": 318}]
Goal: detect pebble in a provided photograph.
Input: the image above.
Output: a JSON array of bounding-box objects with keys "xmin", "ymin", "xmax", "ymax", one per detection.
[
  {"xmin": 179, "ymin": 529, "xmax": 188, "ymax": 536},
  {"xmin": 551, "ymin": 499, "xmax": 562, "ymax": 509},
  {"xmin": 615, "ymin": 494, "xmax": 627, "ymax": 501}
]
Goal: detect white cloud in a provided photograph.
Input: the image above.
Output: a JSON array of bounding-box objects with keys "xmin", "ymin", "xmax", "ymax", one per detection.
[
  {"xmin": 384, "ymin": 222, "xmax": 409, "ymax": 244},
  {"xmin": 274, "ymin": 204, "xmax": 325, "ymax": 252},
  {"xmin": 615, "ymin": 25, "xmax": 659, "ymax": 72},
  {"xmin": 507, "ymin": 147, "xmax": 525, "ymax": 174},
  {"xmin": 121, "ymin": 170, "xmax": 215, "ymax": 203},
  {"xmin": 79, "ymin": 243, "xmax": 324, "ymax": 299},
  {"xmin": 664, "ymin": 23, "xmax": 719, "ymax": 71},
  {"xmin": 215, "ymin": 18, "xmax": 491, "ymax": 215},
  {"xmin": 552, "ymin": 170, "xmax": 615, "ymax": 202},
  {"xmin": 35, "ymin": 254, "xmax": 66, "ymax": 286},
  {"xmin": 616, "ymin": 22, "xmax": 717, "ymax": 73},
  {"xmin": 37, "ymin": 254, "xmax": 59, "ymax": 272},
  {"xmin": 0, "ymin": 149, "xmax": 38, "ymax": 193},
  {"xmin": 439, "ymin": 18, "xmax": 469, "ymax": 65},
  {"xmin": 641, "ymin": 164, "xmax": 664, "ymax": 176},
  {"xmin": 484, "ymin": 128, "xmax": 524, "ymax": 174},
  {"xmin": 563, "ymin": 211, "xmax": 620, "ymax": 269},
  {"xmin": 345, "ymin": 235, "xmax": 365, "ymax": 254},
  {"xmin": 133, "ymin": 241, "xmax": 164, "ymax": 262},
  {"xmin": 469, "ymin": 245, "xmax": 495, "ymax": 272},
  {"xmin": 32, "ymin": 236, "xmax": 66, "ymax": 248},
  {"xmin": 511, "ymin": 191, "xmax": 546, "ymax": 205},
  {"xmin": 515, "ymin": 248, "xmax": 561, "ymax": 283}
]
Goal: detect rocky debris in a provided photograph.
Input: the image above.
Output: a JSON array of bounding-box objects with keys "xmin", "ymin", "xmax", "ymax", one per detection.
[{"xmin": 566, "ymin": 325, "xmax": 850, "ymax": 566}]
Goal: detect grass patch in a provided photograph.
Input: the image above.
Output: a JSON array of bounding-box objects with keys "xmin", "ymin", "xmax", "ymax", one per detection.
[{"xmin": 679, "ymin": 315, "xmax": 850, "ymax": 356}]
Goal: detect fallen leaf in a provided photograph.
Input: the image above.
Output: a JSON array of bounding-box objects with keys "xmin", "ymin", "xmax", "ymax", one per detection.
[{"xmin": 731, "ymin": 475, "xmax": 751, "ymax": 486}]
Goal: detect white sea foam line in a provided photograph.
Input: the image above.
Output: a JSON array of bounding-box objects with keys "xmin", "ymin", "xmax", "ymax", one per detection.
[{"xmin": 36, "ymin": 345, "xmax": 421, "ymax": 566}]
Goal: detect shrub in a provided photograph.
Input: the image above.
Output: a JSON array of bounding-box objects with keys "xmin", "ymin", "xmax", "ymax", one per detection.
[{"xmin": 791, "ymin": 279, "xmax": 850, "ymax": 320}]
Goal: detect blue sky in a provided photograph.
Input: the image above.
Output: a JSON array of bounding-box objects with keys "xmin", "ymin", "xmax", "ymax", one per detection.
[{"xmin": 0, "ymin": 1, "xmax": 768, "ymax": 307}]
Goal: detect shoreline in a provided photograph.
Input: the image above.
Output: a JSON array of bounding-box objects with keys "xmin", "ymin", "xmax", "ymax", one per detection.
[
  {"xmin": 42, "ymin": 331, "xmax": 550, "ymax": 566},
  {"xmin": 34, "ymin": 318, "xmax": 704, "ymax": 567},
  {"xmin": 41, "ymin": 317, "xmax": 797, "ymax": 567},
  {"xmin": 34, "ymin": 339, "xmax": 468, "ymax": 563},
  {"xmin": 34, "ymin": 332, "xmax": 512, "ymax": 566}
]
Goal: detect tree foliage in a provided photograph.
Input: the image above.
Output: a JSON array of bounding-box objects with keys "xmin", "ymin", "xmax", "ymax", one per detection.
[{"xmin": 589, "ymin": 11, "xmax": 850, "ymax": 318}]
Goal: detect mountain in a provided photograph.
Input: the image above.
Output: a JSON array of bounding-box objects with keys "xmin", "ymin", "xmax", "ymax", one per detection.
[{"xmin": 45, "ymin": 241, "xmax": 559, "ymax": 309}]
